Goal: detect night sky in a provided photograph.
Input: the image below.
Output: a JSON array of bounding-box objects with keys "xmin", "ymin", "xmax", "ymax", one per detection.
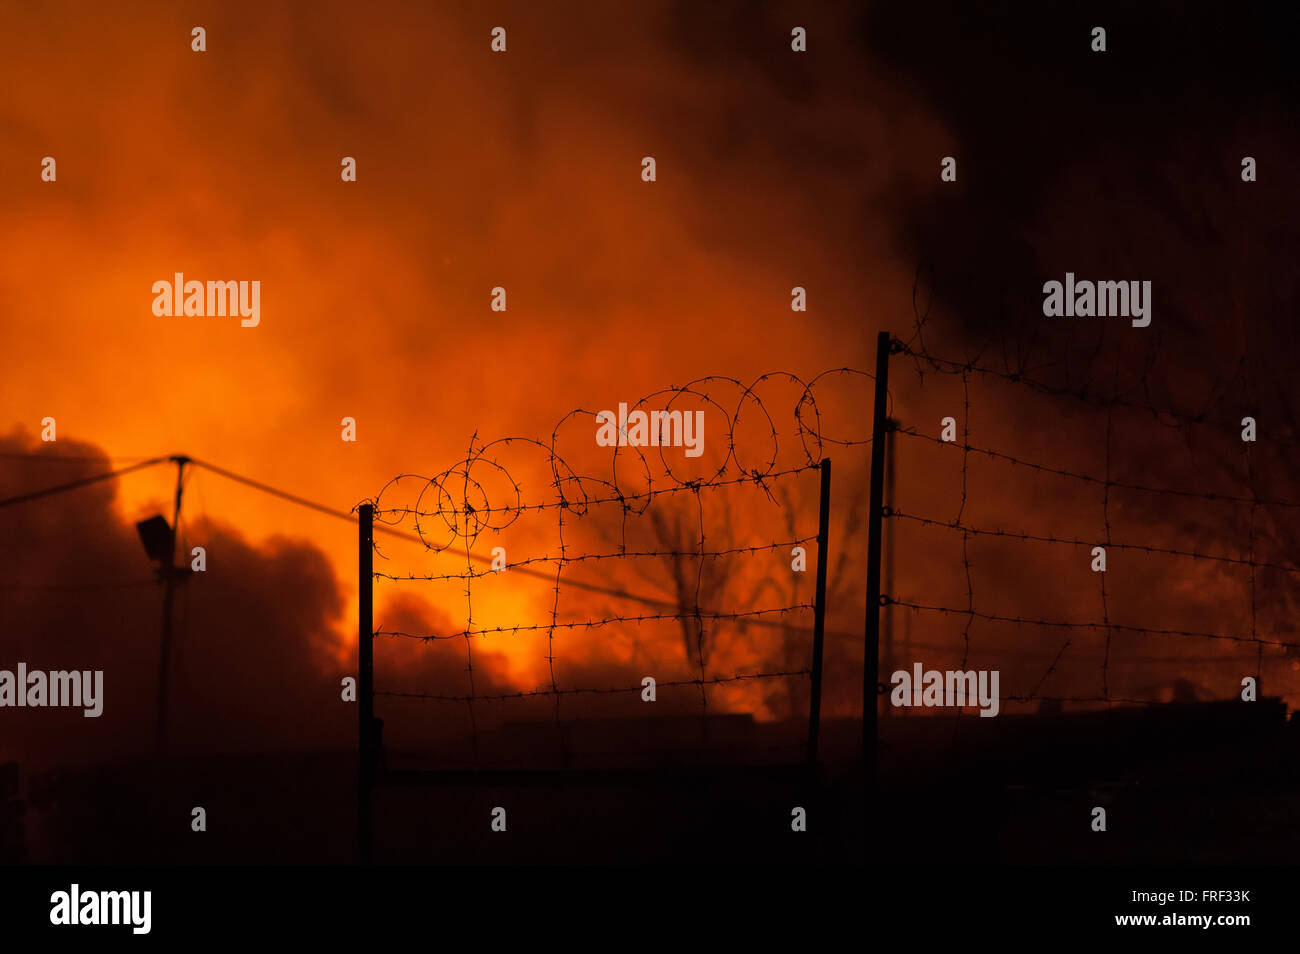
[{"xmin": 1, "ymin": 1, "xmax": 1296, "ymax": 804}]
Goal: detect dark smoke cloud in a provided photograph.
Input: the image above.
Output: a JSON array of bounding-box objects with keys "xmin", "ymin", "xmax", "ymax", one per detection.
[
  {"xmin": 846, "ymin": 3, "xmax": 1300, "ymax": 708},
  {"xmin": 0, "ymin": 431, "xmax": 355, "ymax": 769},
  {"xmin": 1, "ymin": 430, "xmax": 806, "ymax": 779}
]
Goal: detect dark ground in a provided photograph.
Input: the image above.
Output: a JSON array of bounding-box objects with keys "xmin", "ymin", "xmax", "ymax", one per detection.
[{"xmin": 4, "ymin": 699, "xmax": 1297, "ymax": 864}]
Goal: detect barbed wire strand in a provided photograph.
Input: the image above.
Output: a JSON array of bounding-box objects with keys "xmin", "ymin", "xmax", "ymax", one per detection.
[{"xmin": 887, "ymin": 307, "xmax": 1298, "ymax": 711}]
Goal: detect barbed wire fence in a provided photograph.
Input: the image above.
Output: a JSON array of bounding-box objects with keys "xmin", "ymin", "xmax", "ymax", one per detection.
[
  {"xmin": 353, "ymin": 370, "xmax": 877, "ymax": 857},
  {"xmin": 352, "ymin": 303, "xmax": 1300, "ymax": 859},
  {"xmin": 876, "ymin": 284, "xmax": 1300, "ymax": 721}
]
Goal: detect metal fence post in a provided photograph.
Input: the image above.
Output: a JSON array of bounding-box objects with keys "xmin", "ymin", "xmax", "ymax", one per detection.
[
  {"xmin": 358, "ymin": 503, "xmax": 374, "ymax": 864},
  {"xmin": 864, "ymin": 332, "xmax": 891, "ymax": 781},
  {"xmin": 807, "ymin": 458, "xmax": 832, "ymax": 765}
]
